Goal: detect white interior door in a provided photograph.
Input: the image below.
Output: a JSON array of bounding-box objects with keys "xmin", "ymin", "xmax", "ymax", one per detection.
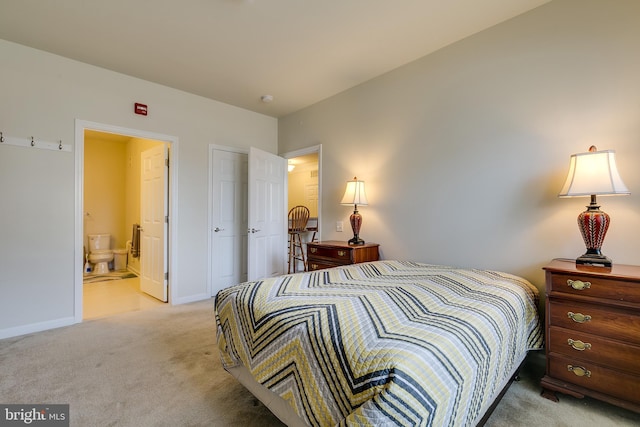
[
  {"xmin": 140, "ymin": 144, "xmax": 168, "ymax": 302},
  {"xmin": 210, "ymin": 148, "xmax": 248, "ymax": 296},
  {"xmin": 248, "ymin": 147, "xmax": 286, "ymax": 281}
]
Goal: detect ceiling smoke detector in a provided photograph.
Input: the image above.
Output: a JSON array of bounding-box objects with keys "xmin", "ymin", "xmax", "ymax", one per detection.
[{"xmin": 261, "ymin": 95, "xmax": 274, "ymax": 103}]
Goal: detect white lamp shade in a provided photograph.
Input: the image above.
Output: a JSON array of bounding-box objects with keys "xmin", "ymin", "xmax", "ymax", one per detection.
[
  {"xmin": 559, "ymin": 149, "xmax": 629, "ymax": 197},
  {"xmin": 341, "ymin": 178, "xmax": 368, "ymax": 206}
]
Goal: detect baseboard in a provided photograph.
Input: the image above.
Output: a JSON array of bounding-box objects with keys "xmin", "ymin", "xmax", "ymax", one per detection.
[
  {"xmin": 171, "ymin": 293, "xmax": 211, "ymax": 305},
  {"xmin": 0, "ymin": 316, "xmax": 76, "ymax": 340}
]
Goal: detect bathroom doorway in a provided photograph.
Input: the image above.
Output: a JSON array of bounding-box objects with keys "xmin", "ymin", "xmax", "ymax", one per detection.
[{"xmin": 75, "ymin": 121, "xmax": 178, "ymax": 322}]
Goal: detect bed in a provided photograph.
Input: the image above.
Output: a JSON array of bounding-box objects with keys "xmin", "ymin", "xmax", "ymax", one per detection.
[{"xmin": 215, "ymin": 260, "xmax": 543, "ymax": 426}]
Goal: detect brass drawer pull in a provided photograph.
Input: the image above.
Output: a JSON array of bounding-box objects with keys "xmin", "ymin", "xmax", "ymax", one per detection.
[
  {"xmin": 337, "ymin": 250, "xmax": 346, "ymax": 257},
  {"xmin": 567, "ymin": 365, "xmax": 591, "ymax": 378},
  {"xmin": 567, "ymin": 279, "xmax": 591, "ymax": 291},
  {"xmin": 567, "ymin": 339, "xmax": 591, "ymax": 351},
  {"xmin": 567, "ymin": 312, "xmax": 591, "ymax": 323},
  {"xmin": 310, "ymin": 264, "xmax": 318, "ymax": 270},
  {"xmin": 309, "ymin": 247, "xmax": 317, "ymax": 253}
]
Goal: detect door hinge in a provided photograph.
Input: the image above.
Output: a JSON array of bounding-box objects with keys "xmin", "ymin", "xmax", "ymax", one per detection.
[
  {"xmin": 164, "ymin": 272, "xmax": 168, "ymax": 281},
  {"xmin": 165, "ymin": 215, "xmax": 169, "ymax": 223},
  {"xmin": 165, "ymin": 158, "xmax": 169, "ymax": 167}
]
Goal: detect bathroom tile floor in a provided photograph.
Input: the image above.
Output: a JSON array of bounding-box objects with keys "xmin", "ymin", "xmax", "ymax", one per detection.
[{"xmin": 83, "ymin": 277, "xmax": 165, "ymax": 320}]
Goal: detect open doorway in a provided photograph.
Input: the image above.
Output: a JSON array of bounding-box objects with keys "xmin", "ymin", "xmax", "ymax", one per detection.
[
  {"xmin": 82, "ymin": 130, "xmax": 165, "ymax": 319},
  {"xmin": 74, "ymin": 120, "xmax": 178, "ymax": 323},
  {"xmin": 284, "ymin": 145, "xmax": 322, "ymax": 272}
]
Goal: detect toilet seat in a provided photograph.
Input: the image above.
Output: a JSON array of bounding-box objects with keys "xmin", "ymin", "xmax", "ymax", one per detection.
[{"xmin": 89, "ymin": 249, "xmax": 113, "ymax": 256}]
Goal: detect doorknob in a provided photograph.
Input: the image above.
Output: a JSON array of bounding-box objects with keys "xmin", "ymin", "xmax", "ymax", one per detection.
[
  {"xmin": 248, "ymin": 228, "xmax": 261, "ymax": 233},
  {"xmin": 214, "ymin": 227, "xmax": 224, "ymax": 232}
]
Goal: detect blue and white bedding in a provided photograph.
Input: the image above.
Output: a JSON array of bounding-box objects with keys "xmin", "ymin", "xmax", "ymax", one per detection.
[{"xmin": 215, "ymin": 260, "xmax": 543, "ymax": 426}]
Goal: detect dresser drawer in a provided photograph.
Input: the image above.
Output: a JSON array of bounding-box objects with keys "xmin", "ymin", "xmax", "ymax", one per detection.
[
  {"xmin": 306, "ymin": 241, "xmax": 380, "ymax": 271},
  {"xmin": 549, "ymin": 272, "xmax": 640, "ymax": 304},
  {"xmin": 308, "ymin": 260, "xmax": 340, "ymax": 271},
  {"xmin": 547, "ymin": 353, "xmax": 640, "ymax": 405},
  {"xmin": 548, "ymin": 326, "xmax": 640, "ymax": 375},
  {"xmin": 548, "ymin": 300, "xmax": 640, "ymax": 345},
  {"xmin": 307, "ymin": 245, "xmax": 352, "ymax": 263}
]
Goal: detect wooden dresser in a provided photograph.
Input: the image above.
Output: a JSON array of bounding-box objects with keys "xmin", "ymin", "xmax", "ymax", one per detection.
[
  {"xmin": 541, "ymin": 258, "xmax": 640, "ymax": 413},
  {"xmin": 307, "ymin": 240, "xmax": 379, "ymax": 271}
]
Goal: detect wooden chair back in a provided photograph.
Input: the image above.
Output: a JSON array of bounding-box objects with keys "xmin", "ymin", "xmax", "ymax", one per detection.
[{"xmin": 288, "ymin": 206, "xmax": 310, "ymax": 233}]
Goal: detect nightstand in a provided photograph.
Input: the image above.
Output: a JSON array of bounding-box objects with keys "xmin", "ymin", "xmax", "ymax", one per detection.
[
  {"xmin": 540, "ymin": 258, "xmax": 640, "ymax": 413},
  {"xmin": 306, "ymin": 240, "xmax": 379, "ymax": 271}
]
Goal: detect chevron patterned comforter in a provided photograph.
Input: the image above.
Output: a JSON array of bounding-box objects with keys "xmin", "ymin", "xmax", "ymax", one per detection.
[{"xmin": 215, "ymin": 260, "xmax": 543, "ymax": 427}]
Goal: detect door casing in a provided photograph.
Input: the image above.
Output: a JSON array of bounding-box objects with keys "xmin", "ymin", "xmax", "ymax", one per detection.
[{"xmin": 74, "ymin": 119, "xmax": 179, "ymax": 322}]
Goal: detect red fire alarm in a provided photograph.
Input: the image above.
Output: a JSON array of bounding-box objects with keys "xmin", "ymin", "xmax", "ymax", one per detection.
[{"xmin": 134, "ymin": 103, "xmax": 148, "ymax": 116}]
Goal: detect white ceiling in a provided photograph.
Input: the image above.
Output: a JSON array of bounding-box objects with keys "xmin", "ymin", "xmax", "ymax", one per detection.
[{"xmin": 0, "ymin": 0, "xmax": 549, "ymax": 118}]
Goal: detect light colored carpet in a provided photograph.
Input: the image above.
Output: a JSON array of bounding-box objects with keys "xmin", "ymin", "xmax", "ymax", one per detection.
[{"xmin": 1, "ymin": 299, "xmax": 638, "ymax": 426}]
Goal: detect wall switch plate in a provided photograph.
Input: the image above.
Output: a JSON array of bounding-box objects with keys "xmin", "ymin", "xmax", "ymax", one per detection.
[{"xmin": 336, "ymin": 221, "xmax": 343, "ymax": 232}]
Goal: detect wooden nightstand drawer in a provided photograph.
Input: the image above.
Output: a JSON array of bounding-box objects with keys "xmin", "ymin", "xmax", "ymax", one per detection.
[
  {"xmin": 547, "ymin": 353, "xmax": 640, "ymax": 405},
  {"xmin": 549, "ymin": 272, "xmax": 640, "ymax": 304},
  {"xmin": 308, "ymin": 245, "xmax": 352, "ymax": 263},
  {"xmin": 306, "ymin": 241, "xmax": 379, "ymax": 271},
  {"xmin": 548, "ymin": 326, "xmax": 640, "ymax": 375},
  {"xmin": 549, "ymin": 301, "xmax": 640, "ymax": 345},
  {"xmin": 308, "ymin": 261, "xmax": 339, "ymax": 271}
]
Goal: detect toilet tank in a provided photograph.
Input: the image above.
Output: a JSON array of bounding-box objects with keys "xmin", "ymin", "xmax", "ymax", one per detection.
[{"xmin": 88, "ymin": 234, "xmax": 111, "ymax": 251}]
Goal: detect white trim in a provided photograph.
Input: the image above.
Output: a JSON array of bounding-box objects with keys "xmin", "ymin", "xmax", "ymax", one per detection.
[
  {"xmin": 74, "ymin": 123, "xmax": 85, "ymax": 323},
  {"xmin": 74, "ymin": 120, "xmax": 179, "ymax": 323},
  {"xmin": 210, "ymin": 144, "xmax": 249, "ymax": 155},
  {"xmin": 172, "ymin": 293, "xmax": 212, "ymax": 306},
  {"xmin": 281, "ymin": 144, "xmax": 322, "ymax": 159},
  {"xmin": 282, "ymin": 144, "xmax": 323, "ymax": 241},
  {"xmin": 0, "ymin": 317, "xmax": 75, "ymax": 340}
]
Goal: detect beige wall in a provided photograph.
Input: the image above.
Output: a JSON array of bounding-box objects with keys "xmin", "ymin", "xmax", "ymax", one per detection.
[
  {"xmin": 84, "ymin": 137, "xmax": 127, "ymax": 251},
  {"xmin": 0, "ymin": 39, "xmax": 277, "ymax": 338},
  {"xmin": 279, "ymin": 0, "xmax": 640, "ymax": 296}
]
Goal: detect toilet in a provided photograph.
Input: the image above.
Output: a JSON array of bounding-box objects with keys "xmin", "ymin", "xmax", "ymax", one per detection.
[{"xmin": 88, "ymin": 234, "xmax": 113, "ymax": 275}]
